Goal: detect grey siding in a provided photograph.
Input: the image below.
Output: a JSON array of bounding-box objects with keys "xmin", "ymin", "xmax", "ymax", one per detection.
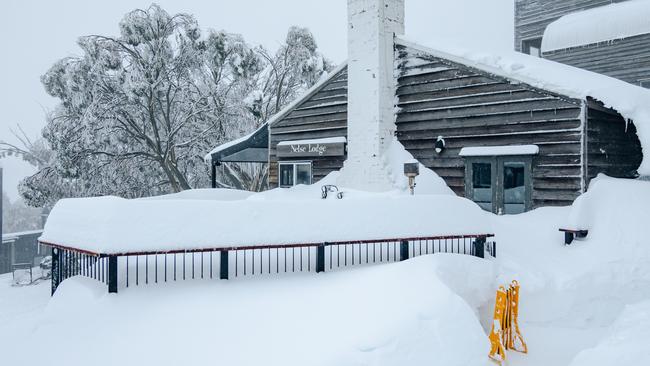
[
  {"xmin": 269, "ymin": 67, "xmax": 348, "ymax": 188},
  {"xmin": 585, "ymin": 100, "xmax": 643, "ymax": 184},
  {"xmin": 515, "ymin": 0, "xmax": 627, "ymax": 52},
  {"xmin": 544, "ymin": 34, "xmax": 650, "ymax": 87},
  {"xmin": 395, "ymin": 45, "xmax": 585, "ymax": 208}
]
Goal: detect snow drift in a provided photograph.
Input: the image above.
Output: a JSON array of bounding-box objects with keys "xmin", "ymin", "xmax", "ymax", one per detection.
[{"xmin": 18, "ymin": 256, "xmax": 492, "ymax": 366}]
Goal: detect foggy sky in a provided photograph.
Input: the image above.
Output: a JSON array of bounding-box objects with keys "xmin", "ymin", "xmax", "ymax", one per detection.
[{"xmin": 0, "ymin": 0, "xmax": 513, "ymax": 200}]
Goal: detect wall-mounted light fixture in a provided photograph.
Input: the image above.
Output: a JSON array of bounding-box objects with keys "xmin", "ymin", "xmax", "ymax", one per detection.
[{"xmin": 435, "ymin": 136, "xmax": 446, "ymax": 154}]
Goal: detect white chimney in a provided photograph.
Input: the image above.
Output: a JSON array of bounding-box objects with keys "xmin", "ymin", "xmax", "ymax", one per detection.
[{"xmin": 338, "ymin": 0, "xmax": 405, "ymax": 191}]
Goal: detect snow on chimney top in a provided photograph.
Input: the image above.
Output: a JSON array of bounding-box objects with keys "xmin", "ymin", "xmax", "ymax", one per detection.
[{"xmin": 338, "ymin": 0, "xmax": 405, "ymax": 191}]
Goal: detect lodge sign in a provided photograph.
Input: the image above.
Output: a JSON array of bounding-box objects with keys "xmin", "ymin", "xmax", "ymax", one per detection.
[{"xmin": 277, "ymin": 141, "xmax": 346, "ymax": 158}]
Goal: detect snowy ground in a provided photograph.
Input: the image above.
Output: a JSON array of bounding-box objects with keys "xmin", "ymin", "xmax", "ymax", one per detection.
[{"xmin": 2, "ymin": 176, "xmax": 649, "ymax": 366}]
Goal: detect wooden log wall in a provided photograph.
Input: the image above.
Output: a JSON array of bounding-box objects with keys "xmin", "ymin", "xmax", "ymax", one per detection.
[
  {"xmin": 585, "ymin": 100, "xmax": 643, "ymax": 185},
  {"xmin": 395, "ymin": 45, "xmax": 585, "ymax": 208},
  {"xmin": 268, "ymin": 67, "xmax": 349, "ymax": 188},
  {"xmin": 515, "ymin": 0, "xmax": 627, "ymax": 52},
  {"xmin": 544, "ymin": 34, "xmax": 650, "ymax": 87}
]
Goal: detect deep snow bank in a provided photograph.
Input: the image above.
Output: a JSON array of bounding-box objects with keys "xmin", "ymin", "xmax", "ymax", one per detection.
[
  {"xmin": 569, "ymin": 300, "xmax": 650, "ymax": 366},
  {"xmin": 494, "ymin": 176, "xmax": 650, "ymax": 328},
  {"xmin": 15, "ymin": 256, "xmax": 492, "ymax": 366}
]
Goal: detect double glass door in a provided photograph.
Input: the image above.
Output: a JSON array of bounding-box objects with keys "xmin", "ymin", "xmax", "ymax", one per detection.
[{"xmin": 465, "ymin": 157, "xmax": 532, "ymax": 215}]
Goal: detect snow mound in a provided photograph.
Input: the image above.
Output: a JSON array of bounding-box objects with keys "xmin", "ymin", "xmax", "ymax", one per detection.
[
  {"xmin": 567, "ymin": 175, "xmax": 650, "ymax": 237},
  {"xmin": 141, "ymin": 188, "xmax": 254, "ymax": 201},
  {"xmin": 42, "ymin": 190, "xmax": 490, "ymax": 254},
  {"xmin": 542, "ymin": 0, "xmax": 650, "ymax": 52},
  {"xmin": 386, "ymin": 137, "xmax": 455, "ymax": 195},
  {"xmin": 570, "ymin": 300, "xmax": 650, "ymax": 366},
  {"xmin": 396, "ymin": 37, "xmax": 650, "ymax": 175},
  {"xmin": 12, "ymin": 256, "xmax": 491, "ymax": 366}
]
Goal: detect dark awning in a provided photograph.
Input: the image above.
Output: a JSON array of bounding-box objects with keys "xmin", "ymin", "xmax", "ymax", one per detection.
[{"xmin": 205, "ymin": 123, "xmax": 269, "ymax": 165}]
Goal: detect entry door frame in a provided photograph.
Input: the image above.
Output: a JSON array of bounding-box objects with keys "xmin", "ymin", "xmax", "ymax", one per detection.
[{"xmin": 464, "ymin": 155, "xmax": 534, "ymax": 214}]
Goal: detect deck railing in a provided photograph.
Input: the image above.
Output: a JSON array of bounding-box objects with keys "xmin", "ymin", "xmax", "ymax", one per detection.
[{"xmin": 42, "ymin": 234, "xmax": 495, "ymax": 295}]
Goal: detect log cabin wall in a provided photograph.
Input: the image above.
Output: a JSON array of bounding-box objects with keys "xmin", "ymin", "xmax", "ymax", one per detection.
[
  {"xmin": 514, "ymin": 0, "xmax": 628, "ymax": 52},
  {"xmin": 395, "ymin": 45, "xmax": 586, "ymax": 208},
  {"xmin": 268, "ymin": 67, "xmax": 349, "ymax": 188},
  {"xmin": 585, "ymin": 100, "xmax": 643, "ymax": 185},
  {"xmin": 543, "ymin": 34, "xmax": 650, "ymax": 87}
]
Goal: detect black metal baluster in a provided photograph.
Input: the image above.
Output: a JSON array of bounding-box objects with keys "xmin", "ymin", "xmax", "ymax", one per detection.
[
  {"xmin": 165, "ymin": 254, "xmax": 167, "ymax": 282},
  {"xmin": 136, "ymin": 256, "xmax": 139, "ymax": 286},
  {"xmin": 155, "ymin": 254, "xmax": 158, "ymax": 284},
  {"xmin": 174, "ymin": 254, "xmax": 177, "ymax": 281},
  {"xmin": 192, "ymin": 252, "xmax": 195, "ymax": 279},
  {"xmin": 210, "ymin": 251, "xmax": 213, "ymax": 279},
  {"xmin": 201, "ymin": 252, "xmax": 204, "ymax": 279},
  {"xmin": 300, "ymin": 247, "xmax": 303, "ymax": 271},
  {"xmin": 126, "ymin": 256, "xmax": 129, "ymax": 288},
  {"xmin": 183, "ymin": 253, "xmax": 186, "ymax": 280},
  {"xmin": 145, "ymin": 255, "xmax": 149, "ymax": 285}
]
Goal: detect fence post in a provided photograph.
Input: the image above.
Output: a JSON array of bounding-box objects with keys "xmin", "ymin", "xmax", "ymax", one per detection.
[
  {"xmin": 51, "ymin": 248, "xmax": 60, "ymax": 296},
  {"xmin": 108, "ymin": 256, "xmax": 118, "ymax": 293},
  {"xmin": 316, "ymin": 244, "xmax": 326, "ymax": 273},
  {"xmin": 220, "ymin": 250, "xmax": 229, "ymax": 280},
  {"xmin": 400, "ymin": 240, "xmax": 409, "ymax": 261},
  {"xmin": 473, "ymin": 237, "xmax": 486, "ymax": 259}
]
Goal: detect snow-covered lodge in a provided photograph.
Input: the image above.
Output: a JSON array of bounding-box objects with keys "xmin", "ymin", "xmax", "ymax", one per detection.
[
  {"xmin": 206, "ymin": 0, "xmax": 650, "ymax": 214},
  {"xmin": 516, "ymin": 0, "xmax": 650, "ymax": 88}
]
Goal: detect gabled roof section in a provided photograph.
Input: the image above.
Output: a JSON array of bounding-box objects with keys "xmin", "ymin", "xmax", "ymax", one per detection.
[
  {"xmin": 395, "ymin": 36, "xmax": 650, "ymax": 175},
  {"xmin": 542, "ymin": 0, "xmax": 650, "ymax": 52},
  {"xmin": 267, "ymin": 62, "xmax": 348, "ymax": 127}
]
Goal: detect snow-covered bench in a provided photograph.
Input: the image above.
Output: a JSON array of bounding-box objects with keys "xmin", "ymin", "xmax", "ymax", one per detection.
[{"xmin": 559, "ymin": 228, "xmax": 588, "ymax": 245}]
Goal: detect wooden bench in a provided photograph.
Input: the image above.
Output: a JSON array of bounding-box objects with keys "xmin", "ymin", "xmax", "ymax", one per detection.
[{"xmin": 559, "ymin": 229, "xmax": 588, "ymax": 245}]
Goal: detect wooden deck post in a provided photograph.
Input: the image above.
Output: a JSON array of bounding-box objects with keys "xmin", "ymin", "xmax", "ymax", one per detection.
[
  {"xmin": 220, "ymin": 250, "xmax": 229, "ymax": 280},
  {"xmin": 473, "ymin": 237, "xmax": 486, "ymax": 259},
  {"xmin": 108, "ymin": 256, "xmax": 118, "ymax": 293},
  {"xmin": 316, "ymin": 244, "xmax": 326, "ymax": 273},
  {"xmin": 399, "ymin": 240, "xmax": 409, "ymax": 261},
  {"xmin": 51, "ymin": 248, "xmax": 60, "ymax": 296}
]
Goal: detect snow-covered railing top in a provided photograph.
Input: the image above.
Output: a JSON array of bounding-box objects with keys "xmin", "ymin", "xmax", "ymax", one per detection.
[
  {"xmin": 542, "ymin": 0, "xmax": 650, "ymax": 52},
  {"xmin": 39, "ymin": 193, "xmax": 492, "ymax": 256}
]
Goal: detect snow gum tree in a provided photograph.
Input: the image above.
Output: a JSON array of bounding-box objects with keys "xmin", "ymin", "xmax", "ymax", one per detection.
[{"xmin": 7, "ymin": 4, "xmax": 331, "ymax": 207}]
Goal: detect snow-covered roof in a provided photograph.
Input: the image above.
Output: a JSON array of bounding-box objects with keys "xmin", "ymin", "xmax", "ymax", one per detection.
[
  {"xmin": 459, "ymin": 145, "xmax": 539, "ymax": 157},
  {"xmin": 542, "ymin": 0, "xmax": 650, "ymax": 52},
  {"xmin": 277, "ymin": 137, "xmax": 347, "ymax": 147},
  {"xmin": 396, "ymin": 36, "xmax": 650, "ymax": 175},
  {"xmin": 204, "ymin": 123, "xmax": 267, "ymax": 162}
]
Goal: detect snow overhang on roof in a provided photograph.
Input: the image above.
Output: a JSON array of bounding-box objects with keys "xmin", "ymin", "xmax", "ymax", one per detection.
[
  {"xmin": 542, "ymin": 0, "xmax": 650, "ymax": 52},
  {"xmin": 204, "ymin": 123, "xmax": 269, "ymax": 164},
  {"xmin": 394, "ymin": 36, "xmax": 650, "ymax": 175},
  {"xmin": 459, "ymin": 145, "xmax": 539, "ymax": 157}
]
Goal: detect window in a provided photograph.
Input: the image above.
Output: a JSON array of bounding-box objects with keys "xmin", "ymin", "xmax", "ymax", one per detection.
[
  {"xmin": 279, "ymin": 162, "xmax": 312, "ymax": 188},
  {"xmin": 503, "ymin": 162, "xmax": 526, "ymax": 214},
  {"xmin": 465, "ymin": 157, "xmax": 532, "ymax": 214},
  {"xmin": 472, "ymin": 163, "xmax": 493, "ymax": 212},
  {"xmin": 522, "ymin": 38, "xmax": 542, "ymax": 58}
]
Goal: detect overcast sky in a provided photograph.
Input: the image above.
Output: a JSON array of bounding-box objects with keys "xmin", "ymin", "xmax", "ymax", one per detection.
[{"xmin": 0, "ymin": 0, "xmax": 513, "ymax": 200}]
